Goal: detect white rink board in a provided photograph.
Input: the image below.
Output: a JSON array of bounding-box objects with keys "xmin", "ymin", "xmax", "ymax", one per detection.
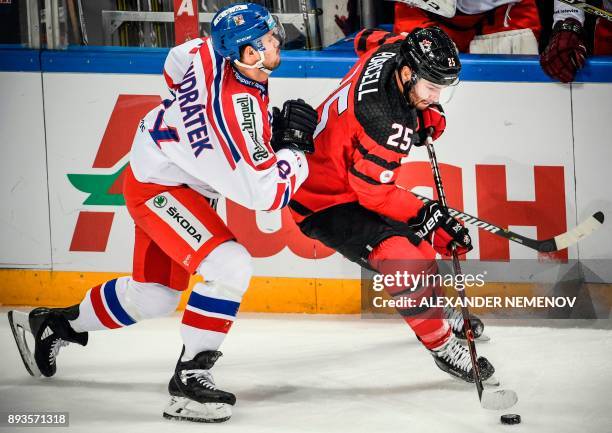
[
  {"xmin": 572, "ymin": 83, "xmax": 612, "ymax": 281},
  {"xmin": 42, "ymin": 73, "xmax": 169, "ymax": 272},
  {"xmin": 0, "ymin": 72, "xmax": 51, "ymax": 268},
  {"xmin": 3, "ymin": 70, "xmax": 611, "ymax": 281}
]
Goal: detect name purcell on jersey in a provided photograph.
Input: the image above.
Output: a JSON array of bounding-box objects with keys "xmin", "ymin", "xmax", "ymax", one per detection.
[
  {"xmin": 357, "ymin": 51, "xmax": 397, "ymax": 101},
  {"xmin": 177, "ymin": 64, "xmax": 212, "ymax": 157}
]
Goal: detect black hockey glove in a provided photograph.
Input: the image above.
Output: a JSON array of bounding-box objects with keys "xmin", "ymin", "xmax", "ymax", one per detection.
[
  {"xmin": 408, "ymin": 201, "xmax": 473, "ymax": 256},
  {"xmin": 271, "ymin": 99, "xmax": 318, "ymax": 154}
]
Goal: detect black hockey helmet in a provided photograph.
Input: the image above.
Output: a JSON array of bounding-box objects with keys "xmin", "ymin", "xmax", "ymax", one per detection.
[{"xmin": 398, "ymin": 27, "xmax": 461, "ymax": 86}]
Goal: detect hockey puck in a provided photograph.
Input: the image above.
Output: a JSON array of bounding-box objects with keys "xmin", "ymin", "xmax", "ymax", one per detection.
[{"xmin": 500, "ymin": 414, "xmax": 521, "ymax": 425}]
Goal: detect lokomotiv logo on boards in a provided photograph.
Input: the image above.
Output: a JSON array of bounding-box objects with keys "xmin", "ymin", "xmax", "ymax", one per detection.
[{"xmin": 67, "ymin": 94, "xmax": 569, "ymax": 261}]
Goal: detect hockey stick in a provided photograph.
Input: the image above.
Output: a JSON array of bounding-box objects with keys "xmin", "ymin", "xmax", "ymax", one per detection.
[
  {"xmin": 389, "ymin": 0, "xmax": 457, "ymax": 18},
  {"xmin": 425, "ymin": 132, "xmax": 518, "ymax": 410},
  {"xmin": 76, "ymin": 0, "xmax": 88, "ymax": 45},
  {"xmin": 557, "ymin": 0, "xmax": 612, "ymax": 22},
  {"xmin": 299, "ymin": 0, "xmax": 313, "ymax": 49},
  {"xmin": 413, "ymin": 194, "xmax": 604, "ymax": 253}
]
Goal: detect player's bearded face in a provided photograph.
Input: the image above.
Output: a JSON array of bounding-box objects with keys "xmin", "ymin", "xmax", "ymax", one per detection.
[{"xmin": 408, "ymin": 79, "xmax": 445, "ymax": 110}]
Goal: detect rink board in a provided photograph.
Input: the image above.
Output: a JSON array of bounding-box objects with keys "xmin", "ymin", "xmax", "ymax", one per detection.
[{"xmin": 1, "ymin": 52, "xmax": 612, "ymax": 310}]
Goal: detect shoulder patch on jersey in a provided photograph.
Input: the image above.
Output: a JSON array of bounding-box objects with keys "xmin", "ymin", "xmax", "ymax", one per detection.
[
  {"xmin": 232, "ymin": 93, "xmax": 273, "ymax": 165},
  {"xmin": 379, "ymin": 170, "xmax": 395, "ymax": 184}
]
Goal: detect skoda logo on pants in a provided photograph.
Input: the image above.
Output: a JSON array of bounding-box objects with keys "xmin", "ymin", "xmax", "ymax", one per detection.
[{"xmin": 153, "ymin": 195, "xmax": 168, "ymax": 208}]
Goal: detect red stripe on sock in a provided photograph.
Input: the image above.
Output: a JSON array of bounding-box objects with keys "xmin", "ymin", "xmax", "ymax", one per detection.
[
  {"xmin": 90, "ymin": 285, "xmax": 122, "ymax": 329},
  {"xmin": 406, "ymin": 316, "xmax": 451, "ymax": 350},
  {"xmin": 182, "ymin": 309, "xmax": 233, "ymax": 334}
]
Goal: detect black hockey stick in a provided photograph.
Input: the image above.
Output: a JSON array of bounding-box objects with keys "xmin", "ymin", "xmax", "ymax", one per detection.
[
  {"xmin": 424, "ymin": 131, "xmax": 518, "ymax": 410},
  {"xmin": 412, "ymin": 194, "xmax": 604, "ymax": 253},
  {"xmin": 557, "ymin": 0, "xmax": 612, "ymax": 22}
]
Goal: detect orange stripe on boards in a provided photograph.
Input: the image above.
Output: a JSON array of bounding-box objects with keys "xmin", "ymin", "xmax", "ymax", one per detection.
[
  {"xmin": 0, "ymin": 270, "xmax": 129, "ymax": 307},
  {"xmin": 3, "ymin": 270, "xmax": 612, "ymax": 314},
  {"xmin": 0, "ymin": 270, "xmax": 362, "ymax": 313}
]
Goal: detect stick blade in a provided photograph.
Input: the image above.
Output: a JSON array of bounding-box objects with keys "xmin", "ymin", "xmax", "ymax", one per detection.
[
  {"xmin": 480, "ymin": 389, "xmax": 518, "ymax": 410},
  {"xmin": 484, "ymin": 375, "xmax": 500, "ymax": 387},
  {"xmin": 393, "ymin": 0, "xmax": 457, "ymax": 18},
  {"xmin": 552, "ymin": 212, "xmax": 605, "ymax": 251}
]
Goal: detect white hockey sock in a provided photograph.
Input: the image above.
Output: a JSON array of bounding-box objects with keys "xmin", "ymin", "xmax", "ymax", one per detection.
[
  {"xmin": 69, "ymin": 277, "xmax": 135, "ymax": 332},
  {"xmin": 180, "ymin": 282, "xmax": 243, "ymax": 361},
  {"xmin": 70, "ymin": 277, "xmax": 180, "ymax": 332},
  {"xmin": 180, "ymin": 241, "xmax": 252, "ymax": 361}
]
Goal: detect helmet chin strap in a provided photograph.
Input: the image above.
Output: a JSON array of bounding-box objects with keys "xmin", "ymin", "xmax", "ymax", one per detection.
[{"xmin": 234, "ymin": 50, "xmax": 273, "ymax": 75}]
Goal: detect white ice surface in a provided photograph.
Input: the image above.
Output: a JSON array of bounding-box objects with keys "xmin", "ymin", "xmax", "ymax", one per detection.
[{"xmin": 1, "ymin": 310, "xmax": 611, "ymax": 433}]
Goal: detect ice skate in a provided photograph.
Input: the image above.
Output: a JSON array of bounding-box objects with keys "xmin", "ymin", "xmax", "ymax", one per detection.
[
  {"xmin": 8, "ymin": 306, "xmax": 88, "ymax": 378},
  {"xmin": 444, "ymin": 305, "xmax": 489, "ymax": 342},
  {"xmin": 163, "ymin": 349, "xmax": 235, "ymax": 423},
  {"xmin": 430, "ymin": 335, "xmax": 495, "ymax": 383}
]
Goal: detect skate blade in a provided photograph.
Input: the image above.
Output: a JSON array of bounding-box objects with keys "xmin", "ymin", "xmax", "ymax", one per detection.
[
  {"xmin": 163, "ymin": 396, "xmax": 232, "ymax": 423},
  {"xmin": 480, "ymin": 389, "xmax": 518, "ymax": 410},
  {"xmin": 8, "ymin": 311, "xmax": 41, "ymax": 378},
  {"xmin": 449, "ymin": 373, "xmax": 499, "ymax": 387}
]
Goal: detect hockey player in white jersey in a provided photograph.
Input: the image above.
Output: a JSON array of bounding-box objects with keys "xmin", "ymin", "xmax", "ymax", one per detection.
[{"xmin": 8, "ymin": 2, "xmax": 318, "ymax": 423}]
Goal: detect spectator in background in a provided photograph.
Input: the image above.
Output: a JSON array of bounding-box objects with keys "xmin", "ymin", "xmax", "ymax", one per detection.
[
  {"xmin": 393, "ymin": 0, "xmax": 541, "ymax": 54},
  {"xmin": 0, "ymin": 0, "xmax": 21, "ymax": 44},
  {"xmin": 593, "ymin": 0, "xmax": 612, "ymax": 54},
  {"xmin": 541, "ymin": 0, "xmax": 611, "ymax": 83}
]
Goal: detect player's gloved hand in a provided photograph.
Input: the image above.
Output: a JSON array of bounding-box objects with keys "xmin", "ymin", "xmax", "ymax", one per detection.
[
  {"xmin": 271, "ymin": 99, "xmax": 318, "ymax": 154},
  {"xmin": 407, "ymin": 201, "xmax": 472, "ymax": 256},
  {"xmin": 540, "ymin": 18, "xmax": 587, "ymax": 83},
  {"xmin": 416, "ymin": 104, "xmax": 446, "ymax": 144}
]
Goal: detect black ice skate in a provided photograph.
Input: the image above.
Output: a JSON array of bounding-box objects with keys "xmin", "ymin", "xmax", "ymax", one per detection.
[
  {"xmin": 444, "ymin": 305, "xmax": 489, "ymax": 342},
  {"xmin": 8, "ymin": 306, "xmax": 88, "ymax": 378},
  {"xmin": 163, "ymin": 348, "xmax": 235, "ymax": 423},
  {"xmin": 430, "ymin": 335, "xmax": 495, "ymax": 384}
]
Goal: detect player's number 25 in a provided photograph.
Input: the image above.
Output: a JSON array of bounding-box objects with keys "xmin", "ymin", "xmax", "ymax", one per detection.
[{"xmin": 387, "ymin": 123, "xmax": 413, "ymax": 151}]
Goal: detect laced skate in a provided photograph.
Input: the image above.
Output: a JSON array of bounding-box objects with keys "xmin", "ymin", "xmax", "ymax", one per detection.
[
  {"xmin": 430, "ymin": 336, "xmax": 495, "ymax": 383},
  {"xmin": 8, "ymin": 306, "xmax": 88, "ymax": 378},
  {"xmin": 163, "ymin": 349, "xmax": 235, "ymax": 423},
  {"xmin": 444, "ymin": 305, "xmax": 489, "ymax": 342}
]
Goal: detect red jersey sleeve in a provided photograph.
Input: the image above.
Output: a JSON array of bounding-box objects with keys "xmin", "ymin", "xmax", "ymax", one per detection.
[{"xmin": 354, "ymin": 29, "xmax": 405, "ymax": 57}]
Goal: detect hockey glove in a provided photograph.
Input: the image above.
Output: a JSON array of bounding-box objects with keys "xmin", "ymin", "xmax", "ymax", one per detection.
[
  {"xmin": 408, "ymin": 201, "xmax": 472, "ymax": 256},
  {"xmin": 540, "ymin": 18, "xmax": 587, "ymax": 83},
  {"xmin": 271, "ymin": 99, "xmax": 318, "ymax": 154},
  {"xmin": 416, "ymin": 104, "xmax": 446, "ymax": 144}
]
